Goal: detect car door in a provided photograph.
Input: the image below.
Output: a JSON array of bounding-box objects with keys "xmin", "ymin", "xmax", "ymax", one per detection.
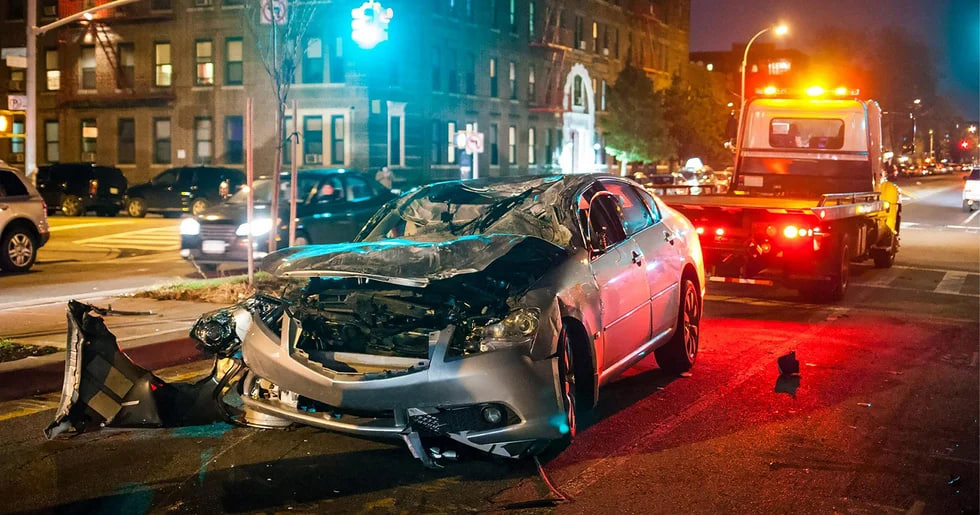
[
  {"xmin": 144, "ymin": 168, "xmax": 180, "ymax": 210},
  {"xmin": 602, "ymin": 179, "xmax": 682, "ymax": 337},
  {"xmin": 581, "ymin": 185, "xmax": 653, "ymax": 370}
]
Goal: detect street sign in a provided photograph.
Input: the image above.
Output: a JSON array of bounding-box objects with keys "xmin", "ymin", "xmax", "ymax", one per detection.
[
  {"xmin": 7, "ymin": 95, "xmax": 26, "ymax": 111},
  {"xmin": 261, "ymin": 0, "xmax": 287, "ymax": 25},
  {"xmin": 465, "ymin": 132, "xmax": 484, "ymax": 154}
]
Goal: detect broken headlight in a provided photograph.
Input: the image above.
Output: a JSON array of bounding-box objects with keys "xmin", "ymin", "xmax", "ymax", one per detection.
[
  {"xmin": 454, "ymin": 308, "xmax": 540, "ymax": 356},
  {"xmin": 191, "ymin": 308, "xmax": 239, "ymax": 357}
]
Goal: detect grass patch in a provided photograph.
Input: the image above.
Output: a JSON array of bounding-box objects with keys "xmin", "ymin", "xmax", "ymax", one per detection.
[
  {"xmin": 135, "ymin": 274, "xmax": 283, "ymax": 304},
  {"xmin": 0, "ymin": 338, "xmax": 59, "ymax": 363}
]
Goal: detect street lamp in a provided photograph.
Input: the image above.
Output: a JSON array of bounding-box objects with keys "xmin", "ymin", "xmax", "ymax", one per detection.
[{"xmin": 735, "ymin": 23, "xmax": 788, "ymax": 157}]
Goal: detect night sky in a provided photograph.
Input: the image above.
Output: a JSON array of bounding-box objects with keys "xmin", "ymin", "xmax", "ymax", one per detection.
[{"xmin": 690, "ymin": 0, "xmax": 979, "ymax": 119}]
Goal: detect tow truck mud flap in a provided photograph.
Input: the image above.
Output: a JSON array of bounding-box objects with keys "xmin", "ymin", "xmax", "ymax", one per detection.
[{"xmin": 44, "ymin": 301, "xmax": 235, "ymax": 439}]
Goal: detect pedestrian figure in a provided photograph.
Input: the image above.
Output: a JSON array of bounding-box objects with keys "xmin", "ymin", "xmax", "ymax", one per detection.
[{"xmin": 375, "ymin": 166, "xmax": 394, "ymax": 190}]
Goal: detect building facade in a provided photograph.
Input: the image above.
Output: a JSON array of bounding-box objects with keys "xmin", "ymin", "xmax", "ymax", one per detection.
[
  {"xmin": 690, "ymin": 43, "xmax": 809, "ymax": 103},
  {"xmin": 8, "ymin": 0, "xmax": 689, "ymax": 187}
]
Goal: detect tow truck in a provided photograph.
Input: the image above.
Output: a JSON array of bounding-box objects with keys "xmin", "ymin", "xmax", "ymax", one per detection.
[{"xmin": 664, "ymin": 89, "xmax": 901, "ymax": 301}]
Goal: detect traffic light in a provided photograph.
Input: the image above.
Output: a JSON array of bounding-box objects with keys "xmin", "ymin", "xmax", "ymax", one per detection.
[
  {"xmin": 960, "ymin": 139, "xmax": 972, "ymax": 150},
  {"xmin": 351, "ymin": 1, "xmax": 393, "ymax": 49}
]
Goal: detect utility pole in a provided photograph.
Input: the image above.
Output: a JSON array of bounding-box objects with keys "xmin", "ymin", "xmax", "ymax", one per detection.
[{"xmin": 24, "ymin": 0, "xmax": 142, "ymax": 177}]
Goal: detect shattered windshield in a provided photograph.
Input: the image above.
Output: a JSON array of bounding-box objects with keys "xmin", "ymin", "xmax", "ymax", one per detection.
[{"xmin": 357, "ymin": 176, "xmax": 575, "ymax": 248}]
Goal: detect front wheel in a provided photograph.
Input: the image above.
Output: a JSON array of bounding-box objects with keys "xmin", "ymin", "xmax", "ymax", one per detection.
[
  {"xmin": 557, "ymin": 328, "xmax": 577, "ymax": 438},
  {"xmin": 1, "ymin": 229, "xmax": 38, "ymax": 272},
  {"xmin": 655, "ymin": 277, "xmax": 701, "ymax": 375},
  {"xmin": 127, "ymin": 198, "xmax": 147, "ymax": 218}
]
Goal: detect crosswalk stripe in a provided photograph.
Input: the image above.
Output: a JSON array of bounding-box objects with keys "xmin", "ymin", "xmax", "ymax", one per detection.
[
  {"xmin": 860, "ymin": 267, "xmax": 903, "ymax": 288},
  {"xmin": 935, "ymin": 271, "xmax": 970, "ymax": 295},
  {"xmin": 73, "ymin": 226, "xmax": 179, "ymax": 251}
]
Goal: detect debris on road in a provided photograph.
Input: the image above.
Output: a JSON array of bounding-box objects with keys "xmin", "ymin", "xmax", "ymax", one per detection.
[{"xmin": 777, "ymin": 351, "xmax": 800, "ymax": 376}]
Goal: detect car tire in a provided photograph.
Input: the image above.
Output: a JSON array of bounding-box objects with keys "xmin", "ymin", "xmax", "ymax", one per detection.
[
  {"xmin": 127, "ymin": 198, "xmax": 147, "ymax": 218},
  {"xmin": 61, "ymin": 195, "xmax": 83, "ymax": 217},
  {"xmin": 801, "ymin": 240, "xmax": 850, "ymax": 302},
  {"xmin": 557, "ymin": 327, "xmax": 577, "ymax": 439},
  {"xmin": 1, "ymin": 227, "xmax": 38, "ymax": 273},
  {"xmin": 965, "ymin": 200, "xmax": 976, "ymax": 212},
  {"xmin": 872, "ymin": 237, "xmax": 897, "ymax": 269},
  {"xmin": 655, "ymin": 276, "xmax": 701, "ymax": 375},
  {"xmin": 190, "ymin": 198, "xmax": 209, "ymax": 216}
]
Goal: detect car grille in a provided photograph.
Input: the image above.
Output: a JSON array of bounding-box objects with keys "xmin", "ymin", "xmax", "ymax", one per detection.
[{"xmin": 199, "ymin": 223, "xmax": 237, "ymax": 242}]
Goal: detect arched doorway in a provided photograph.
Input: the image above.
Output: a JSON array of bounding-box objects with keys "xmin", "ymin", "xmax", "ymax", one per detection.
[{"xmin": 559, "ymin": 64, "xmax": 596, "ymax": 174}]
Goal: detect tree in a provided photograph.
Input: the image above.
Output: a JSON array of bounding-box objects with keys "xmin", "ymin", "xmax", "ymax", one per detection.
[
  {"xmin": 244, "ymin": 0, "xmax": 322, "ymax": 251},
  {"xmin": 662, "ymin": 66, "xmax": 730, "ymax": 168},
  {"xmin": 603, "ymin": 64, "xmax": 674, "ymax": 176}
]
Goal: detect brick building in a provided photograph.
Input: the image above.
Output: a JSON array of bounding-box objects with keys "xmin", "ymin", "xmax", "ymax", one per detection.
[{"xmin": 4, "ymin": 0, "xmax": 689, "ymax": 186}]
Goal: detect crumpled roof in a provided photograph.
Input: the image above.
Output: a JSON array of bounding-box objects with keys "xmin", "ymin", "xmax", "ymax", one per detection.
[{"xmin": 260, "ymin": 234, "xmax": 565, "ymax": 285}]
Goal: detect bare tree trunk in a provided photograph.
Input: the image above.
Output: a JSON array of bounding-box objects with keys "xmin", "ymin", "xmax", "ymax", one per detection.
[{"xmin": 269, "ymin": 104, "xmax": 283, "ymax": 253}]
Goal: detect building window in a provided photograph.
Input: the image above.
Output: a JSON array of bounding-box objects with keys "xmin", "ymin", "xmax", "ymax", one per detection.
[
  {"xmin": 592, "ymin": 22, "xmax": 599, "ymax": 53},
  {"xmin": 465, "ymin": 0, "xmax": 472, "ymax": 20},
  {"xmin": 226, "ymin": 38, "xmax": 243, "ymax": 85},
  {"xmin": 389, "ymin": 116, "xmax": 402, "ymax": 166},
  {"xmin": 528, "ymin": 64, "xmax": 536, "ymax": 101},
  {"xmin": 768, "ymin": 60, "xmax": 791, "ymax": 75},
  {"xmin": 431, "ymin": 46, "xmax": 441, "ymax": 90},
  {"xmin": 431, "ymin": 120, "xmax": 442, "ymax": 165},
  {"xmin": 574, "ymin": 16, "xmax": 584, "ymax": 49},
  {"xmin": 302, "ymin": 38, "xmax": 324, "ymax": 83},
  {"xmin": 225, "ymin": 116, "xmax": 243, "ymax": 164},
  {"xmin": 528, "ymin": 0, "xmax": 535, "ymax": 38},
  {"xmin": 40, "ymin": 0, "xmax": 57, "ymax": 17},
  {"xmin": 447, "ymin": 121, "xmax": 457, "ymax": 164},
  {"xmin": 509, "ymin": 62, "xmax": 517, "ymax": 100},
  {"xmin": 80, "ymin": 46, "xmax": 96, "ymax": 90},
  {"xmin": 45, "ymin": 120, "xmax": 59, "ymax": 163},
  {"xmin": 489, "ymin": 124, "xmax": 498, "ymax": 165},
  {"xmin": 44, "ymin": 49, "xmax": 60, "ymax": 91},
  {"xmin": 8, "ymin": 0, "xmax": 25, "ymax": 20},
  {"xmin": 154, "ymin": 42, "xmax": 171, "ymax": 86},
  {"xmin": 573, "ymin": 76, "xmax": 584, "ymax": 107},
  {"xmin": 194, "ymin": 117, "xmax": 213, "ymax": 164},
  {"xmin": 528, "ymin": 127, "xmax": 536, "ymax": 165},
  {"xmin": 150, "ymin": 0, "xmax": 172, "ymax": 9},
  {"xmin": 117, "ymin": 118, "xmax": 135, "ymax": 164},
  {"xmin": 544, "ymin": 128, "xmax": 553, "ymax": 165},
  {"xmin": 508, "ymin": 126, "xmax": 517, "ymax": 165},
  {"xmin": 490, "ymin": 0, "xmax": 498, "ymax": 28},
  {"xmin": 81, "ymin": 119, "xmax": 97, "ymax": 161},
  {"xmin": 508, "ymin": 0, "xmax": 516, "ymax": 33},
  {"xmin": 11, "ymin": 121, "xmax": 24, "ymax": 154},
  {"xmin": 303, "ymin": 116, "xmax": 323, "ymax": 163},
  {"xmin": 489, "ymin": 57, "xmax": 498, "ymax": 97},
  {"xmin": 195, "ymin": 40, "xmax": 214, "ymax": 86},
  {"xmin": 330, "ymin": 115, "xmax": 345, "ymax": 164},
  {"xmin": 224, "ymin": 0, "xmax": 243, "ymax": 6},
  {"xmin": 329, "ymin": 37, "xmax": 344, "ymax": 83},
  {"xmin": 8, "ymin": 70, "xmax": 24, "ymax": 92},
  {"xmin": 448, "ymin": 49, "xmax": 458, "ymax": 93},
  {"xmin": 601, "ymin": 79, "xmax": 607, "ymax": 110},
  {"xmin": 118, "ymin": 43, "xmax": 134, "ymax": 88},
  {"xmin": 465, "ymin": 52, "xmax": 476, "ymax": 94},
  {"xmin": 153, "ymin": 118, "xmax": 171, "ymax": 164}
]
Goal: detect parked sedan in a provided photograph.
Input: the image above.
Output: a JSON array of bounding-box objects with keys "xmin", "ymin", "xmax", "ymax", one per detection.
[
  {"xmin": 47, "ymin": 174, "xmax": 705, "ymax": 467},
  {"xmin": 180, "ymin": 169, "xmax": 394, "ymax": 269},
  {"xmin": 126, "ymin": 166, "xmax": 245, "ymax": 217}
]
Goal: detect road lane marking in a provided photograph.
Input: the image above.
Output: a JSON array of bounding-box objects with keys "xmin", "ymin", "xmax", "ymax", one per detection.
[
  {"xmin": 945, "ymin": 225, "xmax": 980, "ymax": 231},
  {"xmin": 854, "ymin": 281, "xmax": 980, "ymax": 298},
  {"xmin": 74, "ymin": 226, "xmax": 180, "ymax": 251},
  {"xmin": 935, "ymin": 271, "xmax": 970, "ymax": 295},
  {"xmin": 963, "ymin": 209, "xmax": 980, "ymax": 225},
  {"xmin": 47, "ymin": 221, "xmax": 134, "ymax": 232},
  {"xmin": 858, "ymin": 267, "xmax": 903, "ymax": 288}
]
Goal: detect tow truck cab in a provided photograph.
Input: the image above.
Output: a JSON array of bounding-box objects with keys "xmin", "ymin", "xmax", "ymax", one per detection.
[{"xmin": 666, "ymin": 96, "xmax": 901, "ymax": 301}]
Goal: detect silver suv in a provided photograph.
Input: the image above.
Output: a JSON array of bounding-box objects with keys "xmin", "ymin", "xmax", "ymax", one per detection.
[{"xmin": 0, "ymin": 166, "xmax": 49, "ymax": 272}]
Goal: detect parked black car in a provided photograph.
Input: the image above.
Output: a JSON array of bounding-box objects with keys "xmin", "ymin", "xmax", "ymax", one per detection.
[
  {"xmin": 180, "ymin": 169, "xmax": 394, "ymax": 269},
  {"xmin": 125, "ymin": 166, "xmax": 245, "ymax": 218},
  {"xmin": 35, "ymin": 163, "xmax": 128, "ymax": 217}
]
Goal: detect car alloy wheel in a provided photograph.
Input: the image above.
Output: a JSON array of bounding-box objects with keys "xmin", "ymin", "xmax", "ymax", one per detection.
[
  {"xmin": 127, "ymin": 198, "xmax": 146, "ymax": 217},
  {"xmin": 61, "ymin": 196, "xmax": 81, "ymax": 217},
  {"xmin": 682, "ymin": 281, "xmax": 700, "ymax": 361},
  {"xmin": 191, "ymin": 199, "xmax": 209, "ymax": 216},
  {"xmin": 7, "ymin": 233, "xmax": 34, "ymax": 268},
  {"xmin": 557, "ymin": 329, "xmax": 577, "ymax": 438}
]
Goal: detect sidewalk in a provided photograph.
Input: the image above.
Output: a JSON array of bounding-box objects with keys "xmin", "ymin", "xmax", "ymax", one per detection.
[{"xmin": 0, "ymin": 296, "xmax": 227, "ymax": 401}]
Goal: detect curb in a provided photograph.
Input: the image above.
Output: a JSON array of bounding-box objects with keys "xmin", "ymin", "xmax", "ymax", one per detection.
[{"xmin": 0, "ymin": 337, "xmax": 206, "ymax": 403}]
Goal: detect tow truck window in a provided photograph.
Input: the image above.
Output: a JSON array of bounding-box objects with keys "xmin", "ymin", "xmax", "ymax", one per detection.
[{"xmin": 769, "ymin": 118, "xmax": 845, "ymax": 150}]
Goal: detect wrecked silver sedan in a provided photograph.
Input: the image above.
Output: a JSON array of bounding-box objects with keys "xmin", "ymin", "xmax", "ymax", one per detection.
[{"xmin": 46, "ymin": 174, "xmax": 704, "ymax": 466}]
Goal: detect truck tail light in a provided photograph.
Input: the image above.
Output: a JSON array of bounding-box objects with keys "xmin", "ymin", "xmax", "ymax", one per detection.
[
  {"xmin": 783, "ymin": 225, "xmax": 799, "ymax": 239},
  {"xmin": 715, "ymin": 228, "xmax": 725, "ymax": 236},
  {"xmin": 696, "ymin": 227, "xmax": 704, "ymax": 235},
  {"xmin": 89, "ymin": 179, "xmax": 98, "ymax": 196}
]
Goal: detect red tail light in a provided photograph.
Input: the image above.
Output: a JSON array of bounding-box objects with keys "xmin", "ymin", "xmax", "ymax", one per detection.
[
  {"xmin": 89, "ymin": 179, "xmax": 98, "ymax": 196},
  {"xmin": 696, "ymin": 227, "xmax": 705, "ymax": 235},
  {"xmin": 715, "ymin": 228, "xmax": 725, "ymax": 236},
  {"xmin": 783, "ymin": 225, "xmax": 798, "ymax": 239}
]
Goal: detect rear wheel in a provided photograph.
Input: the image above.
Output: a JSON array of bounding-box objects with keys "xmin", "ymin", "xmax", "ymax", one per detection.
[
  {"xmin": 655, "ymin": 277, "xmax": 701, "ymax": 375},
  {"xmin": 127, "ymin": 198, "xmax": 147, "ymax": 218},
  {"xmin": 1, "ymin": 228, "xmax": 37, "ymax": 272},
  {"xmin": 801, "ymin": 240, "xmax": 850, "ymax": 302},
  {"xmin": 61, "ymin": 195, "xmax": 83, "ymax": 217}
]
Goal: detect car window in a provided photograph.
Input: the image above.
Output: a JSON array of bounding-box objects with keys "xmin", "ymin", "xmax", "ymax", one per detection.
[
  {"xmin": 0, "ymin": 170, "xmax": 29, "ymax": 198},
  {"xmin": 577, "ymin": 184, "xmax": 627, "ymax": 251},
  {"xmin": 634, "ymin": 186, "xmax": 663, "ymax": 224},
  {"xmin": 344, "ymin": 176, "xmax": 373, "ymax": 202},
  {"xmin": 175, "ymin": 168, "xmax": 196, "ymax": 189},
  {"xmin": 600, "ymin": 179, "xmax": 654, "ymax": 236},
  {"xmin": 307, "ymin": 176, "xmax": 345, "ymax": 204},
  {"xmin": 152, "ymin": 169, "xmax": 178, "ymax": 186}
]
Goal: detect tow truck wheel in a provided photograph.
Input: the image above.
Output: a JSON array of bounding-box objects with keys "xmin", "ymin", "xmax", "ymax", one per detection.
[
  {"xmin": 801, "ymin": 241, "xmax": 850, "ymax": 302},
  {"xmin": 655, "ymin": 277, "xmax": 701, "ymax": 374},
  {"xmin": 872, "ymin": 238, "xmax": 897, "ymax": 269}
]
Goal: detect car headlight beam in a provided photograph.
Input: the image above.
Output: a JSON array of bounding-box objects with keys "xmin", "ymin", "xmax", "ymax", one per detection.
[
  {"xmin": 236, "ymin": 218, "xmax": 274, "ymax": 237},
  {"xmin": 179, "ymin": 217, "xmax": 201, "ymax": 236}
]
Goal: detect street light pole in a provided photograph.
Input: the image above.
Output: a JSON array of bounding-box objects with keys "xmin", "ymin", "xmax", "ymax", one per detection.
[
  {"xmin": 735, "ymin": 24, "xmax": 787, "ymax": 159},
  {"xmin": 24, "ymin": 0, "xmax": 142, "ymax": 178}
]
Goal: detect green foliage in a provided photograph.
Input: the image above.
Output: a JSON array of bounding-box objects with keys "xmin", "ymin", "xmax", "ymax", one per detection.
[
  {"xmin": 603, "ymin": 65, "xmax": 675, "ymax": 167},
  {"xmin": 662, "ymin": 68, "xmax": 731, "ymax": 167}
]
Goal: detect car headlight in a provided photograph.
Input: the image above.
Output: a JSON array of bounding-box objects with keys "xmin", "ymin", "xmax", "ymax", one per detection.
[
  {"xmin": 453, "ymin": 308, "xmax": 540, "ymax": 357},
  {"xmin": 180, "ymin": 217, "xmax": 201, "ymax": 236},
  {"xmin": 236, "ymin": 218, "xmax": 273, "ymax": 237}
]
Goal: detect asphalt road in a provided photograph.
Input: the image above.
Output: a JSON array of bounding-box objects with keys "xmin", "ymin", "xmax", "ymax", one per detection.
[{"xmin": 0, "ymin": 175, "xmax": 976, "ymax": 513}]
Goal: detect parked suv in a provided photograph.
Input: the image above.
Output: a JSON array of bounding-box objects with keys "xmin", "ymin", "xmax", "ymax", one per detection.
[
  {"xmin": 180, "ymin": 169, "xmax": 393, "ymax": 269},
  {"xmin": 0, "ymin": 165, "xmax": 49, "ymax": 272},
  {"xmin": 125, "ymin": 166, "xmax": 245, "ymax": 217},
  {"xmin": 35, "ymin": 163, "xmax": 127, "ymax": 217}
]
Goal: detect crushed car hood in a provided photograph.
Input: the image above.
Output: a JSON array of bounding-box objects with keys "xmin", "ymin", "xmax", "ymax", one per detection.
[{"xmin": 260, "ymin": 234, "xmax": 566, "ymax": 286}]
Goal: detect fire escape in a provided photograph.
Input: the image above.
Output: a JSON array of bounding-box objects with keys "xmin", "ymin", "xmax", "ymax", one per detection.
[{"xmin": 528, "ymin": 2, "xmax": 569, "ymax": 114}]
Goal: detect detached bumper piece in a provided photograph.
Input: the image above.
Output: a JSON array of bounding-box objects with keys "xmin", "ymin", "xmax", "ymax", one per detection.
[{"xmin": 44, "ymin": 301, "xmax": 239, "ymax": 439}]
